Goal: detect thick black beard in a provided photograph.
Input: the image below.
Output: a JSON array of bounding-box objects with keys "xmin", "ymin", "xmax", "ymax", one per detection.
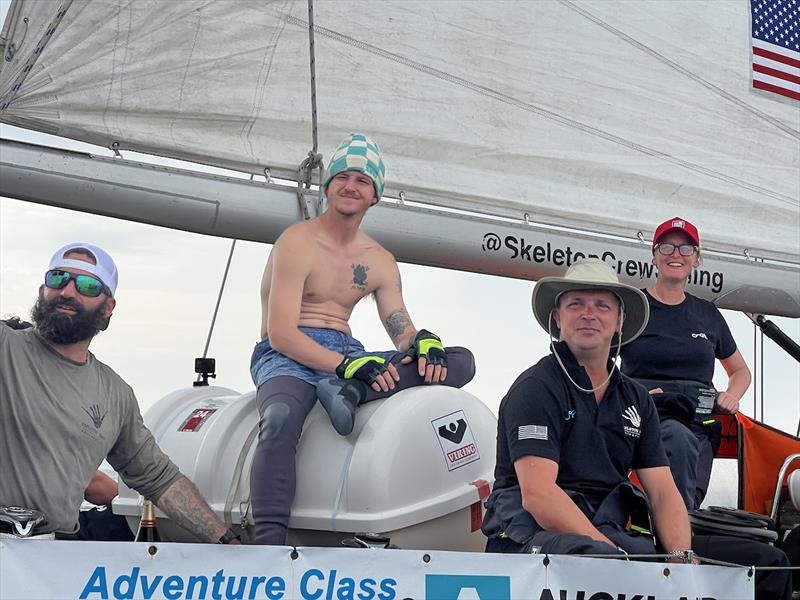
[{"xmin": 31, "ymin": 293, "xmax": 110, "ymax": 345}]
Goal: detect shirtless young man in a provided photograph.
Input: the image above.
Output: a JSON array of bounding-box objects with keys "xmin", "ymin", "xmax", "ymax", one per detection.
[{"xmin": 249, "ymin": 133, "xmax": 475, "ymax": 545}]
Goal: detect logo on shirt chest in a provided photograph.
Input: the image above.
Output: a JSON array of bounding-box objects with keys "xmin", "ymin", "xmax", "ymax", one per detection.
[
  {"xmin": 691, "ymin": 332, "xmax": 709, "ymax": 340},
  {"xmin": 80, "ymin": 403, "xmax": 108, "ymax": 442},
  {"xmin": 82, "ymin": 404, "xmax": 107, "ymax": 429},
  {"xmin": 622, "ymin": 405, "xmax": 641, "ymax": 439}
]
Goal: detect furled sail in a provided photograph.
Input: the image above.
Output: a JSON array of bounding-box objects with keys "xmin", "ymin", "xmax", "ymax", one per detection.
[{"xmin": 1, "ymin": 0, "xmax": 798, "ymax": 263}]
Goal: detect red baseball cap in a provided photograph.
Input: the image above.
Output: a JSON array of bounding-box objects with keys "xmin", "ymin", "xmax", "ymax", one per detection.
[{"xmin": 652, "ymin": 216, "xmax": 700, "ymax": 249}]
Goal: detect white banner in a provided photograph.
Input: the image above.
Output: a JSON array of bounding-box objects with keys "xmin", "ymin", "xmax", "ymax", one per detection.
[{"xmin": 0, "ymin": 540, "xmax": 753, "ymax": 600}]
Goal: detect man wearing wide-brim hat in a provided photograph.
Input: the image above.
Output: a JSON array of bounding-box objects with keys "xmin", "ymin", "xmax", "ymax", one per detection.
[{"xmin": 482, "ymin": 258, "xmax": 693, "ymax": 559}]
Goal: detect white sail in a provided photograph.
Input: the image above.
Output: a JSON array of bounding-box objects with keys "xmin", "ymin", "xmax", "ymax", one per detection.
[{"xmin": 1, "ymin": 0, "xmax": 798, "ymax": 263}]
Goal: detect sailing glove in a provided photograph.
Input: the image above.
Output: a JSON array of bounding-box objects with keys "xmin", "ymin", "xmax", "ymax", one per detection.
[
  {"xmin": 406, "ymin": 329, "xmax": 447, "ymax": 367},
  {"xmin": 336, "ymin": 355, "xmax": 388, "ymax": 385}
]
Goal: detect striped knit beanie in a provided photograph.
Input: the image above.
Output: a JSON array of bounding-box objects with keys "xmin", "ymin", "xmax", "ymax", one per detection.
[{"xmin": 322, "ymin": 133, "xmax": 385, "ymax": 200}]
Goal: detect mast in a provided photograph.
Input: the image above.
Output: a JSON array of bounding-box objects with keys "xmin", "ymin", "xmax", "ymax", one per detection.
[{"xmin": 2, "ymin": 138, "xmax": 798, "ymax": 318}]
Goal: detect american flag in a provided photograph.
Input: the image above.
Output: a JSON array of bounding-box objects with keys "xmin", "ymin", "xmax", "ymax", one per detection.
[{"xmin": 751, "ymin": 0, "xmax": 800, "ymax": 101}]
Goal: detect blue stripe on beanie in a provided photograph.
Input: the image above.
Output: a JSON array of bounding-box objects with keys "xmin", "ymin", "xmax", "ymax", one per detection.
[{"xmin": 322, "ymin": 133, "xmax": 385, "ymax": 200}]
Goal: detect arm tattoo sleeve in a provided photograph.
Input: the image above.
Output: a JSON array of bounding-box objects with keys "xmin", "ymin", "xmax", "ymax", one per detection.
[
  {"xmin": 385, "ymin": 309, "xmax": 411, "ymax": 340},
  {"xmin": 155, "ymin": 475, "xmax": 226, "ymax": 542}
]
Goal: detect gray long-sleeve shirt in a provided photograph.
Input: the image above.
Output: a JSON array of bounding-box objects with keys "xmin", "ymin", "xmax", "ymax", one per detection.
[{"xmin": 0, "ymin": 325, "xmax": 180, "ymax": 534}]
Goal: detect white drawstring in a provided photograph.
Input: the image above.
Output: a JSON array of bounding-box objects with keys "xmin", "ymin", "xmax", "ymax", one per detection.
[{"xmin": 548, "ymin": 303, "xmax": 625, "ymax": 395}]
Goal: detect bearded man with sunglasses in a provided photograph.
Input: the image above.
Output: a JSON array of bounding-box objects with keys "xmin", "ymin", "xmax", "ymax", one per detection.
[{"xmin": 0, "ymin": 243, "xmax": 240, "ymax": 545}]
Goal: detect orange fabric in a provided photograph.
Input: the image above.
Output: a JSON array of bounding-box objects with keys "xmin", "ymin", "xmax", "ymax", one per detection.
[{"xmin": 737, "ymin": 413, "xmax": 800, "ymax": 515}]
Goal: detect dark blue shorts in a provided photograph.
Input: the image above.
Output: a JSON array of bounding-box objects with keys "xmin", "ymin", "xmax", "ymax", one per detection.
[{"xmin": 250, "ymin": 326, "xmax": 398, "ymax": 388}]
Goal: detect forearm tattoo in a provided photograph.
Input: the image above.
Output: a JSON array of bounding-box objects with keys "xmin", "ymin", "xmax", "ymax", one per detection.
[
  {"xmin": 385, "ymin": 309, "xmax": 411, "ymax": 339},
  {"xmin": 156, "ymin": 476, "xmax": 224, "ymax": 542}
]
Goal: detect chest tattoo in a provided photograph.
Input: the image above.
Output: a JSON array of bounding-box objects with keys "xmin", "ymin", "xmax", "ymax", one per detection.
[{"xmin": 351, "ymin": 263, "xmax": 370, "ymax": 290}]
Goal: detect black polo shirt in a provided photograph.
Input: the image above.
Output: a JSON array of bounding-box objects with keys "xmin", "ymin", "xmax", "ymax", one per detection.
[
  {"xmin": 620, "ymin": 290, "xmax": 737, "ymax": 387},
  {"xmin": 493, "ymin": 341, "xmax": 668, "ymax": 509}
]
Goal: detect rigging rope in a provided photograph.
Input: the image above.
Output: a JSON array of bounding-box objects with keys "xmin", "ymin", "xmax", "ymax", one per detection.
[
  {"xmin": 296, "ymin": 0, "xmax": 324, "ymax": 220},
  {"xmin": 760, "ymin": 324, "xmax": 764, "ymax": 421},
  {"xmin": 197, "ymin": 237, "xmax": 237, "ymax": 382},
  {"xmin": 753, "ymin": 321, "xmax": 758, "ymax": 419},
  {"xmin": 307, "ymin": 0, "xmax": 320, "ymax": 157},
  {"xmin": 748, "ymin": 313, "xmax": 771, "ymax": 423}
]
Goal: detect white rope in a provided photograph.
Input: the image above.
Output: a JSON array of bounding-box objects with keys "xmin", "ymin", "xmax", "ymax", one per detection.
[{"xmin": 548, "ymin": 305, "xmax": 624, "ymax": 395}]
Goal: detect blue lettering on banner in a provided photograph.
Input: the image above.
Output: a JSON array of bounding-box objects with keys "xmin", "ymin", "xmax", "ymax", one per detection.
[
  {"xmin": 358, "ymin": 577, "xmax": 377, "ymax": 600},
  {"xmin": 79, "ymin": 566, "xmax": 289, "ymax": 600},
  {"xmin": 425, "ymin": 575, "xmax": 511, "ymax": 600},
  {"xmin": 299, "ymin": 568, "xmax": 397, "ymax": 600},
  {"xmin": 78, "ymin": 566, "xmax": 395, "ymax": 600},
  {"xmin": 378, "ymin": 578, "xmax": 397, "ymax": 600},
  {"xmin": 112, "ymin": 566, "xmax": 137, "ymax": 599},
  {"xmin": 301, "ymin": 569, "xmax": 326, "ymax": 600},
  {"xmin": 80, "ymin": 567, "xmax": 108, "ymax": 599}
]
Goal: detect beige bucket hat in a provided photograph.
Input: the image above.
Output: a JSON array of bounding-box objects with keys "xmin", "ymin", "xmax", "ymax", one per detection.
[{"xmin": 531, "ymin": 258, "xmax": 649, "ymax": 346}]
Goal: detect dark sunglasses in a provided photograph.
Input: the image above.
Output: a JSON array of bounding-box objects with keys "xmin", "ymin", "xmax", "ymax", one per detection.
[
  {"xmin": 655, "ymin": 242, "xmax": 697, "ymax": 257},
  {"xmin": 44, "ymin": 270, "xmax": 109, "ymax": 298}
]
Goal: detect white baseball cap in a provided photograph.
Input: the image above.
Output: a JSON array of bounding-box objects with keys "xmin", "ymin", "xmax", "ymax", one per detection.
[{"xmin": 48, "ymin": 242, "xmax": 119, "ymax": 296}]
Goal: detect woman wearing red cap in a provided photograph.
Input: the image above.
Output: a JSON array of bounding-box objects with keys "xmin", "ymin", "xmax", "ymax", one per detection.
[{"xmin": 620, "ymin": 217, "xmax": 751, "ymax": 511}]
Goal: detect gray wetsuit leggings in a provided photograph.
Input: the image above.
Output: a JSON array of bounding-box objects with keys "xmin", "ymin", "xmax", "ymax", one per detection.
[{"xmin": 250, "ymin": 347, "xmax": 475, "ymax": 545}]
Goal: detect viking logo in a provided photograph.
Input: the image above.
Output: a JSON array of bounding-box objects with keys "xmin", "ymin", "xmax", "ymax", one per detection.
[
  {"xmin": 439, "ymin": 419, "xmax": 467, "ymax": 444},
  {"xmin": 82, "ymin": 404, "xmax": 107, "ymax": 429},
  {"xmin": 622, "ymin": 406, "xmax": 641, "ymax": 428}
]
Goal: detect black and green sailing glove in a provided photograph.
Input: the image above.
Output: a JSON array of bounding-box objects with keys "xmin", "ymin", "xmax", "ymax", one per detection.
[
  {"xmin": 336, "ymin": 355, "xmax": 389, "ymax": 384},
  {"xmin": 406, "ymin": 329, "xmax": 447, "ymax": 367}
]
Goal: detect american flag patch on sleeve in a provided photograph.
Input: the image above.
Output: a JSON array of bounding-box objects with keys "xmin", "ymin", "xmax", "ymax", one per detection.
[{"xmin": 518, "ymin": 425, "xmax": 548, "ymax": 441}]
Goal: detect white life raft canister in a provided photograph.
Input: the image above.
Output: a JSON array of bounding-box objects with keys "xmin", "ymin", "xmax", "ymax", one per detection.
[{"xmin": 116, "ymin": 385, "xmax": 496, "ymax": 551}]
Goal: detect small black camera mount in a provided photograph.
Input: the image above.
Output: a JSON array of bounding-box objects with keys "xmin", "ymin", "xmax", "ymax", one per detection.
[{"xmin": 193, "ymin": 357, "xmax": 216, "ymax": 387}]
